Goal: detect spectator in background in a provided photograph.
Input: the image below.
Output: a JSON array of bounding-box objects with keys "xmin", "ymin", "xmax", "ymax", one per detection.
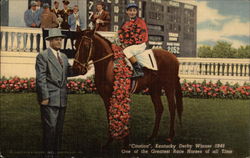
[
  {"xmin": 91, "ymin": 2, "xmax": 110, "ymax": 31},
  {"xmin": 51, "ymin": 1, "xmax": 63, "ymax": 28},
  {"xmin": 24, "ymin": 1, "xmax": 40, "ymax": 51},
  {"xmin": 40, "ymin": 3, "xmax": 59, "ymax": 28},
  {"xmin": 24, "ymin": 1, "xmax": 40, "ymax": 28},
  {"xmin": 60, "ymin": 0, "xmax": 71, "ymax": 30},
  {"xmin": 51, "ymin": 1, "xmax": 61, "ymax": 18},
  {"xmin": 68, "ymin": 5, "xmax": 84, "ymax": 31}
]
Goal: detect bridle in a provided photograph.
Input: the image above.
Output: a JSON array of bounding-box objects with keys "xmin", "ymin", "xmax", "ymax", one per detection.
[{"xmin": 74, "ymin": 35, "xmax": 113, "ymax": 71}]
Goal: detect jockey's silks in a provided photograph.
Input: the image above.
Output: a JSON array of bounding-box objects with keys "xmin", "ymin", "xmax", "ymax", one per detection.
[{"xmin": 118, "ymin": 17, "xmax": 148, "ymax": 47}]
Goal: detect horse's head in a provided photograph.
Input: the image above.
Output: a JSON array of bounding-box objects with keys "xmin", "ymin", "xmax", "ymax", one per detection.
[{"xmin": 73, "ymin": 29, "xmax": 95, "ymax": 75}]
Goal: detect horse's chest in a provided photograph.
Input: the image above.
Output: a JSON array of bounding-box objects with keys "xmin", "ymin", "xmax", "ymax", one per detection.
[
  {"xmin": 94, "ymin": 61, "xmax": 114, "ymax": 86},
  {"xmin": 106, "ymin": 60, "xmax": 114, "ymax": 83}
]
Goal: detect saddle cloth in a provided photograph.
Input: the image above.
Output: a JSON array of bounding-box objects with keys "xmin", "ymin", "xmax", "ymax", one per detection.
[{"xmin": 126, "ymin": 49, "xmax": 158, "ymax": 71}]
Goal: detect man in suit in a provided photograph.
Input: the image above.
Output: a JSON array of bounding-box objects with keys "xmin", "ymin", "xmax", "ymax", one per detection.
[
  {"xmin": 68, "ymin": 5, "xmax": 84, "ymax": 31},
  {"xmin": 51, "ymin": 1, "xmax": 61, "ymax": 18},
  {"xmin": 91, "ymin": 2, "xmax": 111, "ymax": 31},
  {"xmin": 24, "ymin": 1, "xmax": 41, "ymax": 51},
  {"xmin": 40, "ymin": 3, "xmax": 59, "ymax": 28},
  {"xmin": 36, "ymin": 28, "xmax": 78, "ymax": 158},
  {"xmin": 60, "ymin": 0, "xmax": 71, "ymax": 30}
]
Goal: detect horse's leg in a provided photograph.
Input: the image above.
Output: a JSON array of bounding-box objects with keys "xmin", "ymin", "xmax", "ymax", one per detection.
[
  {"xmin": 101, "ymin": 100, "xmax": 114, "ymax": 149},
  {"xmin": 164, "ymin": 86, "xmax": 176, "ymax": 143},
  {"xmin": 148, "ymin": 86, "xmax": 164, "ymax": 140}
]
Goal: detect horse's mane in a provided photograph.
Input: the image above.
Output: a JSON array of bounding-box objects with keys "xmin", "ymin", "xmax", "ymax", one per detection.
[
  {"xmin": 94, "ymin": 33, "xmax": 113, "ymax": 46},
  {"xmin": 94, "ymin": 32, "xmax": 114, "ymax": 54}
]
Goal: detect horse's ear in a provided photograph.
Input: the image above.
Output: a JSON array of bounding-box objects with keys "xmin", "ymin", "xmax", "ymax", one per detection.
[{"xmin": 84, "ymin": 29, "xmax": 95, "ymax": 38}]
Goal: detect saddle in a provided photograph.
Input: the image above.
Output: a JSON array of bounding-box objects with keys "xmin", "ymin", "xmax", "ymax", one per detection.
[{"xmin": 126, "ymin": 49, "xmax": 158, "ymax": 71}]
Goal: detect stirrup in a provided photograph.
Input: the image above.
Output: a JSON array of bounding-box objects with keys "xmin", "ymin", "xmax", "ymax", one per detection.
[{"xmin": 131, "ymin": 70, "xmax": 144, "ymax": 79}]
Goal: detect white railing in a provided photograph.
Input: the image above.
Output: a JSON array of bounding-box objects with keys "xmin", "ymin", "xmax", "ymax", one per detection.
[
  {"xmin": 178, "ymin": 58, "xmax": 250, "ymax": 84},
  {"xmin": 1, "ymin": 26, "xmax": 250, "ymax": 84},
  {"xmin": 179, "ymin": 58, "xmax": 250, "ymax": 76},
  {"xmin": 1, "ymin": 27, "xmax": 43, "ymax": 52}
]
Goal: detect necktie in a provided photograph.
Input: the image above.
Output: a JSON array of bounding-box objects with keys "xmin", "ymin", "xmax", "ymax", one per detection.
[{"xmin": 57, "ymin": 51, "xmax": 63, "ymax": 67}]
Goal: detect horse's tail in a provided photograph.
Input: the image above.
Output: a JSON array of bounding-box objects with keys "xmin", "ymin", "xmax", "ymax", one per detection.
[{"xmin": 176, "ymin": 76, "xmax": 183, "ymax": 126}]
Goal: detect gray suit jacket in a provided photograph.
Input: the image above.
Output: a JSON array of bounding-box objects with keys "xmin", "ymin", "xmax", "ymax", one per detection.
[{"xmin": 35, "ymin": 48, "xmax": 75, "ymax": 107}]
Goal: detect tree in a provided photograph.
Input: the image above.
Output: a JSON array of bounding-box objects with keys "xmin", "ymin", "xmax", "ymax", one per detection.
[
  {"xmin": 198, "ymin": 45, "xmax": 212, "ymax": 58},
  {"xmin": 236, "ymin": 45, "xmax": 250, "ymax": 58},
  {"xmin": 198, "ymin": 41, "xmax": 249, "ymax": 58},
  {"xmin": 212, "ymin": 41, "xmax": 236, "ymax": 58}
]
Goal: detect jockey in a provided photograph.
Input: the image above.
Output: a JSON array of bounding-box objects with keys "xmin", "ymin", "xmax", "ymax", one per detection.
[{"xmin": 118, "ymin": 3, "xmax": 148, "ymax": 78}]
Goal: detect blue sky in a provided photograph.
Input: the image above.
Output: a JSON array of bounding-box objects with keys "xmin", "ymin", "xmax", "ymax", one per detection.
[{"xmin": 196, "ymin": 0, "xmax": 250, "ymax": 48}]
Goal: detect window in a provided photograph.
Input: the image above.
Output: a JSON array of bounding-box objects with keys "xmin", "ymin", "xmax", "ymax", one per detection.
[
  {"xmin": 169, "ymin": 24, "xmax": 173, "ymax": 30},
  {"xmin": 148, "ymin": 24, "xmax": 164, "ymax": 31},
  {"xmin": 174, "ymin": 24, "xmax": 177, "ymax": 31},
  {"xmin": 168, "ymin": 7, "xmax": 171, "ymax": 13},
  {"xmin": 149, "ymin": 35, "xmax": 164, "ymax": 41},
  {"xmin": 190, "ymin": 27, "xmax": 194, "ymax": 32},
  {"xmin": 178, "ymin": 25, "xmax": 181, "ymax": 32}
]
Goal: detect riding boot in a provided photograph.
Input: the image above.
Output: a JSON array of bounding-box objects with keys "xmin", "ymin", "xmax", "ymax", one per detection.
[{"xmin": 131, "ymin": 62, "xmax": 144, "ymax": 78}]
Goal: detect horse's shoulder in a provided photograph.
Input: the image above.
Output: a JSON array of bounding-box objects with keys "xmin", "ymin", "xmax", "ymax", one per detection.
[{"xmin": 152, "ymin": 48, "xmax": 170, "ymax": 56}]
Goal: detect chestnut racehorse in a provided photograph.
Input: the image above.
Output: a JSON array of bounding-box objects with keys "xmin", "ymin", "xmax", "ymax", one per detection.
[{"xmin": 73, "ymin": 29, "xmax": 183, "ymax": 147}]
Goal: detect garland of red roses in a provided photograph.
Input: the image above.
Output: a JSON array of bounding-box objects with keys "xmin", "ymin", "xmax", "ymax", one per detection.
[
  {"xmin": 109, "ymin": 44, "xmax": 133, "ymax": 139},
  {"xmin": 118, "ymin": 19, "xmax": 147, "ymax": 46}
]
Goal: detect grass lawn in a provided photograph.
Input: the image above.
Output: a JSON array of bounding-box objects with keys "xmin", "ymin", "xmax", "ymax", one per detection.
[{"xmin": 0, "ymin": 93, "xmax": 249, "ymax": 158}]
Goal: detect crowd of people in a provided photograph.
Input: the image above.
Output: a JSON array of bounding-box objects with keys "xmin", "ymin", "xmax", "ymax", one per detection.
[{"xmin": 24, "ymin": 0, "xmax": 110, "ymax": 31}]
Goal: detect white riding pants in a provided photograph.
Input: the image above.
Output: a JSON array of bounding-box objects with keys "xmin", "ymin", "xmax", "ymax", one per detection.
[{"xmin": 123, "ymin": 43, "xmax": 146, "ymax": 59}]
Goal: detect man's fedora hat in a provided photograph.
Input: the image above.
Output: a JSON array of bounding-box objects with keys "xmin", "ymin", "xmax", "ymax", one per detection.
[
  {"xmin": 45, "ymin": 28, "xmax": 66, "ymax": 40},
  {"xmin": 43, "ymin": 3, "xmax": 50, "ymax": 9},
  {"xmin": 30, "ymin": 1, "xmax": 37, "ymax": 7},
  {"xmin": 62, "ymin": 0, "xmax": 70, "ymax": 5}
]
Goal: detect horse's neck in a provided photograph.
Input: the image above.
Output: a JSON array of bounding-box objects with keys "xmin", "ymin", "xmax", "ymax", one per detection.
[{"xmin": 93, "ymin": 35, "xmax": 113, "ymax": 75}]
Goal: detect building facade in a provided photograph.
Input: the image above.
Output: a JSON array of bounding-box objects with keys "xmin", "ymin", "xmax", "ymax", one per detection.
[
  {"xmin": 1, "ymin": 0, "xmax": 196, "ymax": 57},
  {"xmin": 86, "ymin": 0, "xmax": 197, "ymax": 57}
]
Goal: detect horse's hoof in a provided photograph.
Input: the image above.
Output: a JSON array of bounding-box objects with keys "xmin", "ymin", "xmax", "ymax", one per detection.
[{"xmin": 166, "ymin": 138, "xmax": 173, "ymax": 143}]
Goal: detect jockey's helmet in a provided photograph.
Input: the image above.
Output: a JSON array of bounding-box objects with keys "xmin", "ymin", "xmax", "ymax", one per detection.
[{"xmin": 126, "ymin": 3, "xmax": 138, "ymax": 10}]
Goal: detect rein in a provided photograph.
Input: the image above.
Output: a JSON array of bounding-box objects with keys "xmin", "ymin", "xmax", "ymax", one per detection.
[{"xmin": 74, "ymin": 35, "xmax": 113, "ymax": 69}]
